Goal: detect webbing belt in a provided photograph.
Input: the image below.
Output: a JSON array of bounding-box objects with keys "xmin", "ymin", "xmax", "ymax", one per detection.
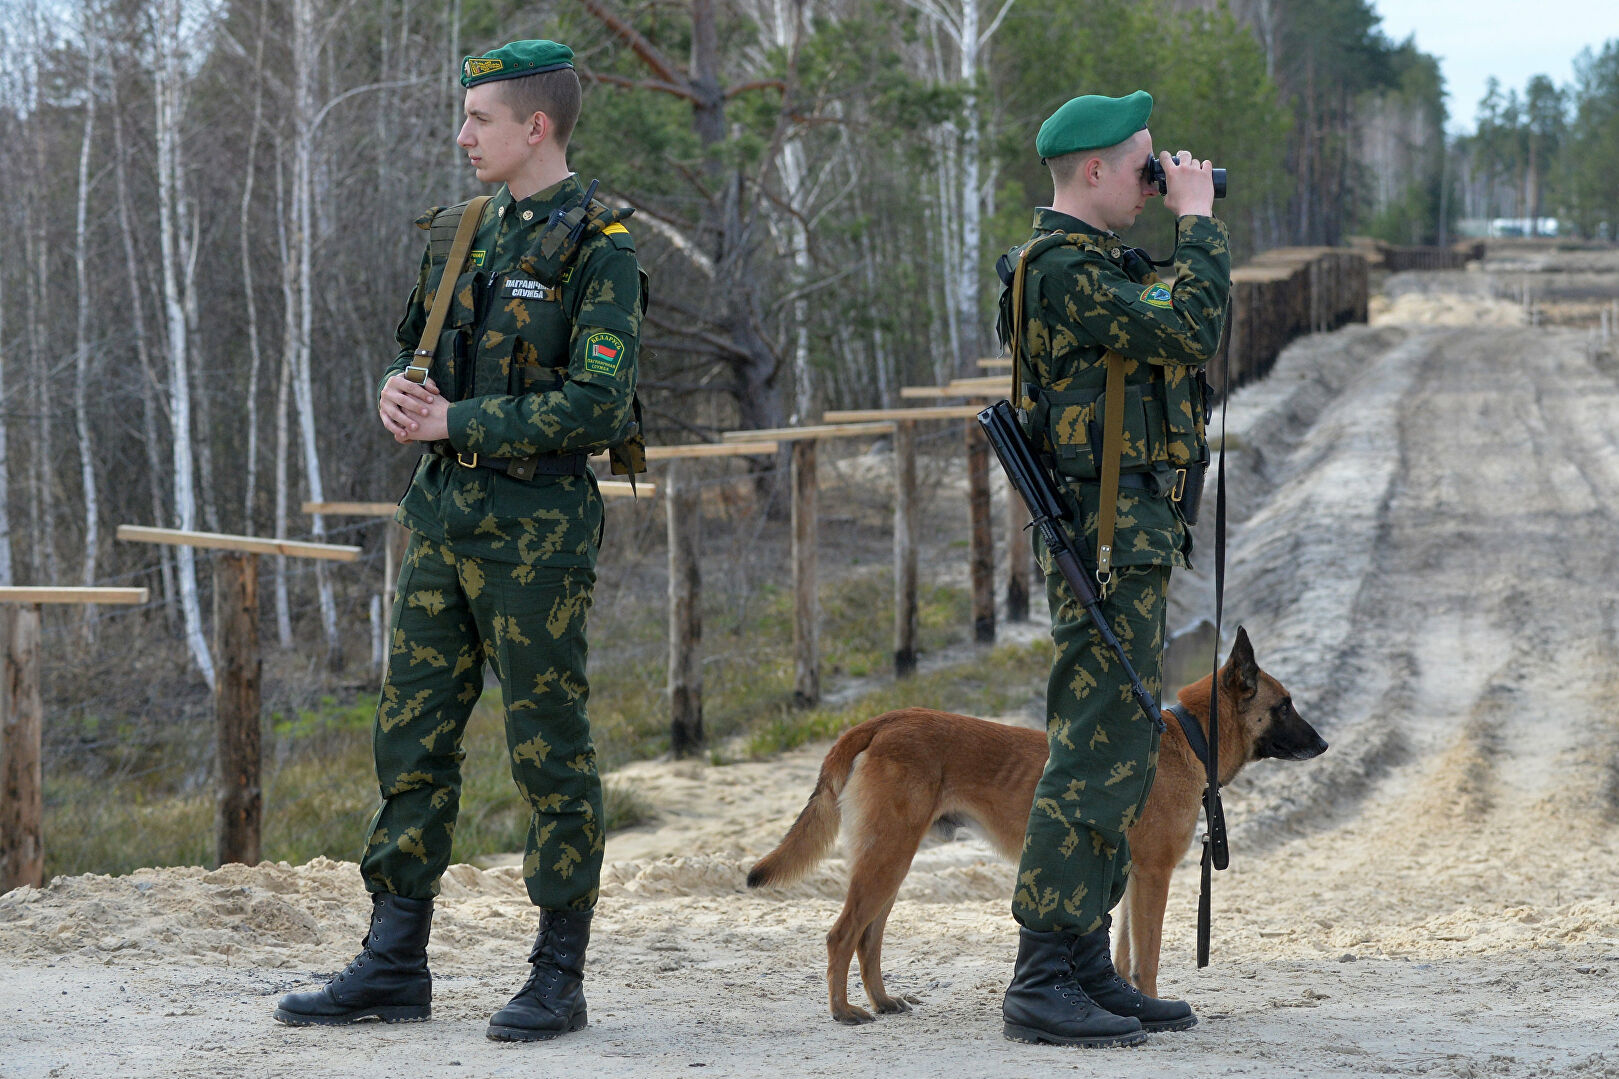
[
  {"xmin": 406, "ymin": 195, "xmax": 492, "ymax": 385},
  {"xmin": 1095, "ymin": 349, "xmax": 1126, "ymax": 587}
]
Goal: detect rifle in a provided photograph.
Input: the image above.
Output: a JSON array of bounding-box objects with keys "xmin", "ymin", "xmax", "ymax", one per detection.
[{"xmin": 977, "ymin": 399, "xmax": 1164, "ymax": 734}]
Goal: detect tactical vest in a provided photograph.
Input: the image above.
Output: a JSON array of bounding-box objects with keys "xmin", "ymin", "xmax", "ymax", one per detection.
[
  {"xmin": 996, "ymin": 230, "xmax": 1208, "ymax": 484},
  {"xmin": 419, "ymin": 193, "xmax": 648, "ymax": 478}
]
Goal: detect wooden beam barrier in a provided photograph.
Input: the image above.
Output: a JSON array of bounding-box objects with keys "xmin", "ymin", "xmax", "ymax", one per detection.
[
  {"xmin": 893, "ymin": 421, "xmax": 919, "ymax": 677},
  {"xmin": 117, "ymin": 525, "xmax": 360, "ymax": 868},
  {"xmin": 0, "ymin": 587, "xmax": 147, "ymax": 894}
]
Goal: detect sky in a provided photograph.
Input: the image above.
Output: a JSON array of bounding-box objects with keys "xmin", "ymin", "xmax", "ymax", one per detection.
[{"xmin": 1370, "ymin": 0, "xmax": 1618, "ymax": 133}]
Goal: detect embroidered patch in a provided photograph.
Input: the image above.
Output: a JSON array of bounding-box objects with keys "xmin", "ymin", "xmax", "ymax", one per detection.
[
  {"xmin": 1140, "ymin": 283, "xmax": 1173, "ymax": 309},
  {"xmin": 584, "ymin": 331, "xmax": 625, "ymax": 377},
  {"xmin": 601, "ymin": 223, "xmax": 629, "ymax": 237},
  {"xmin": 504, "ymin": 276, "xmax": 554, "ymax": 301},
  {"xmin": 464, "ymin": 57, "xmax": 504, "ymax": 79},
  {"xmin": 470, "ymin": 249, "xmax": 486, "ymax": 267}
]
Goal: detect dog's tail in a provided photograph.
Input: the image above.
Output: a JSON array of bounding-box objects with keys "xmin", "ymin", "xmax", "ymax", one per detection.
[{"xmin": 746, "ymin": 720, "xmax": 882, "ymax": 889}]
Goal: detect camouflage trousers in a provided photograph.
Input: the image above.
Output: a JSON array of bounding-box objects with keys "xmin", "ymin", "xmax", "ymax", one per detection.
[
  {"xmin": 1013, "ymin": 561, "xmax": 1169, "ymax": 934},
  {"xmin": 360, "ymin": 533, "xmax": 604, "ymax": 912}
]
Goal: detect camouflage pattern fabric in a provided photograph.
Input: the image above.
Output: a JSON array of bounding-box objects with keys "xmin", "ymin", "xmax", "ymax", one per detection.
[
  {"xmin": 1014, "ymin": 560, "xmax": 1167, "ymax": 933},
  {"xmin": 382, "ymin": 173, "xmax": 642, "ymax": 568},
  {"xmin": 361, "ymin": 534, "xmax": 604, "ymax": 912},
  {"xmin": 999, "ymin": 208, "xmax": 1229, "ymax": 933},
  {"xmin": 998, "ymin": 209, "xmax": 1229, "ymax": 570}
]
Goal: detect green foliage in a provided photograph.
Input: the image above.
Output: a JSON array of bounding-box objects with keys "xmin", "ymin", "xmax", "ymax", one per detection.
[{"xmin": 1565, "ymin": 41, "xmax": 1619, "ymax": 236}]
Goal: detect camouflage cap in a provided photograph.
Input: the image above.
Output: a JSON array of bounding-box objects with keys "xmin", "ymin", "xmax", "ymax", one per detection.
[
  {"xmin": 460, "ymin": 40, "xmax": 575, "ymax": 87},
  {"xmin": 1036, "ymin": 91, "xmax": 1153, "ymax": 159}
]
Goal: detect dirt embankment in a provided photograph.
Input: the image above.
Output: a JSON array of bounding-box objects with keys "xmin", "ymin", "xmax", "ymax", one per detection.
[{"xmin": 5, "ymin": 252, "xmax": 1619, "ymax": 1078}]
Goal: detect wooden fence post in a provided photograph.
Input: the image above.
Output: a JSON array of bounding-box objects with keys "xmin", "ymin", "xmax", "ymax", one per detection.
[
  {"xmin": 966, "ymin": 419, "xmax": 995, "ymax": 643},
  {"xmin": 893, "ymin": 421, "xmax": 919, "ymax": 676},
  {"xmin": 666, "ymin": 462, "xmax": 704, "ymax": 756},
  {"xmin": 792, "ymin": 439, "xmax": 820, "ymax": 706},
  {"xmin": 0, "ymin": 605, "xmax": 43, "ymax": 892},
  {"xmin": 214, "ymin": 552, "xmax": 263, "ymax": 867},
  {"xmin": 1005, "ymin": 490, "xmax": 1031, "ymax": 623}
]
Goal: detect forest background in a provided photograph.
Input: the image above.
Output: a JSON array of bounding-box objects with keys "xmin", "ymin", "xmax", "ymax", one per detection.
[{"xmin": 1, "ymin": 0, "xmax": 1617, "ymax": 875}]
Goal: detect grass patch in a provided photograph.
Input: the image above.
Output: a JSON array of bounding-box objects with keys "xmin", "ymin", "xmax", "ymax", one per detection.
[{"xmin": 742, "ymin": 639, "xmax": 1050, "ymax": 758}]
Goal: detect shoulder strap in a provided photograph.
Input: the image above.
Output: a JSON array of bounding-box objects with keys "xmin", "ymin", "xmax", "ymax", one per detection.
[
  {"xmin": 1095, "ymin": 349, "xmax": 1127, "ymax": 588},
  {"xmin": 407, "ymin": 195, "xmax": 492, "ymax": 385},
  {"xmin": 1005, "ymin": 232, "xmax": 1076, "ymax": 409}
]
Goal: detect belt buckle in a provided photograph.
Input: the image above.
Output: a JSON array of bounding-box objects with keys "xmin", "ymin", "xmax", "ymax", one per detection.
[
  {"xmin": 456, "ymin": 452, "xmax": 479, "ymax": 469},
  {"xmin": 1171, "ymin": 468, "xmax": 1187, "ymax": 502}
]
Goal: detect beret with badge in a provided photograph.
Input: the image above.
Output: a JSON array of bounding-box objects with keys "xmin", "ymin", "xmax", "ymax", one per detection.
[
  {"xmin": 461, "ymin": 39, "xmax": 575, "ymax": 87},
  {"xmin": 1035, "ymin": 90, "xmax": 1153, "ymax": 160}
]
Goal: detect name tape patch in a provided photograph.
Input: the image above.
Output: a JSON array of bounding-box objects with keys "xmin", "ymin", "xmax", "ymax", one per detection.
[
  {"xmin": 505, "ymin": 276, "xmax": 554, "ymax": 301},
  {"xmin": 1140, "ymin": 282, "xmax": 1174, "ymax": 309},
  {"xmin": 584, "ymin": 331, "xmax": 626, "ymax": 377}
]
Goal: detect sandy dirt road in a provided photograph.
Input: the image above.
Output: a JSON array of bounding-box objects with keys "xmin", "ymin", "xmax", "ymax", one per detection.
[{"xmin": 3, "ymin": 262, "xmax": 1619, "ymax": 1078}]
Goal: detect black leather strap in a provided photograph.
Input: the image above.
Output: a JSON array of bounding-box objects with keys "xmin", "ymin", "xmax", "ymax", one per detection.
[
  {"xmin": 1165, "ymin": 702, "xmax": 1208, "ymax": 769},
  {"xmin": 428, "ymin": 445, "xmax": 588, "ymax": 479}
]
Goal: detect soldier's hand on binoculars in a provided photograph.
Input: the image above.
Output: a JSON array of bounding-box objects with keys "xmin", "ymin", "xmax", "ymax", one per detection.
[
  {"xmin": 380, "ymin": 372, "xmax": 442, "ymax": 443},
  {"xmin": 1160, "ymin": 150, "xmax": 1215, "ymax": 219}
]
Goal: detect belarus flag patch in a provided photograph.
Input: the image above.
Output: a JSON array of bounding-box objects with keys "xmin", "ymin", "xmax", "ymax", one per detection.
[{"xmin": 584, "ymin": 331, "xmax": 626, "ymax": 377}]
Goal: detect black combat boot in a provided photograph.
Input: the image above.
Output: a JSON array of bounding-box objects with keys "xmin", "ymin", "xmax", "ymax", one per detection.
[
  {"xmin": 486, "ymin": 908, "xmax": 593, "ymax": 1041},
  {"xmin": 1002, "ymin": 925, "xmax": 1147, "ymax": 1047},
  {"xmin": 1069, "ymin": 916, "xmax": 1197, "ymax": 1032},
  {"xmin": 274, "ymin": 892, "xmax": 433, "ymax": 1025}
]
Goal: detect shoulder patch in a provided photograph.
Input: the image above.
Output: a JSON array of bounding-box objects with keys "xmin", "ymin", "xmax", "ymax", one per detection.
[
  {"xmin": 602, "ymin": 223, "xmax": 629, "ymax": 237},
  {"xmin": 1140, "ymin": 282, "xmax": 1174, "ymax": 309},
  {"xmin": 584, "ymin": 331, "xmax": 626, "ymax": 377}
]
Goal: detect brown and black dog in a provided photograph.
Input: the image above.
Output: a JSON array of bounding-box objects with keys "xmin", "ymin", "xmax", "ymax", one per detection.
[{"xmin": 747, "ymin": 626, "xmax": 1327, "ymax": 1024}]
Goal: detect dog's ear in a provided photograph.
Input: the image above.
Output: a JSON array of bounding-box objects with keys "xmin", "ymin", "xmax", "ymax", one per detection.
[{"xmin": 1221, "ymin": 625, "xmax": 1259, "ymax": 697}]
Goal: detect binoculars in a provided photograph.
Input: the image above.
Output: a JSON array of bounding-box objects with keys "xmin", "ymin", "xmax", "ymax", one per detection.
[{"xmin": 1145, "ymin": 155, "xmax": 1227, "ymax": 199}]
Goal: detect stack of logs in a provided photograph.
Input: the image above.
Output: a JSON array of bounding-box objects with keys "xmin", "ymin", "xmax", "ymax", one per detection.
[{"xmin": 1215, "ymin": 246, "xmax": 1370, "ymax": 394}]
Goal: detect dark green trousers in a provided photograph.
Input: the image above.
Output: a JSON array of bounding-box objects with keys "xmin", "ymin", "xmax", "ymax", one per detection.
[
  {"xmin": 360, "ymin": 534, "xmax": 604, "ymax": 911},
  {"xmin": 1013, "ymin": 560, "xmax": 1169, "ymax": 934}
]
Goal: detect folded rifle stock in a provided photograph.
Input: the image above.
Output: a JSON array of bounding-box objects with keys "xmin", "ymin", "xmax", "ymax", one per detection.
[{"xmin": 976, "ymin": 399, "xmax": 1165, "ymax": 733}]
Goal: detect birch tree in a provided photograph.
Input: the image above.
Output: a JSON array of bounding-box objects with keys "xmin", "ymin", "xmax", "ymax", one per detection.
[
  {"xmin": 153, "ymin": 0, "xmax": 215, "ymax": 688},
  {"xmin": 73, "ymin": 15, "xmax": 101, "ymax": 625}
]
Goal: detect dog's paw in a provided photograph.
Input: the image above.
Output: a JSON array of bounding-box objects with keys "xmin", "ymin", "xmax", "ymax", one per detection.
[
  {"xmin": 833, "ymin": 1006, "xmax": 875, "ymax": 1025},
  {"xmin": 873, "ymin": 996, "xmax": 911, "ymax": 1015}
]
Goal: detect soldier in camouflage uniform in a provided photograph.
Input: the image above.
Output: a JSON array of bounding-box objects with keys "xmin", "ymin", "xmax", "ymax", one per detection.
[
  {"xmin": 995, "ymin": 91, "xmax": 1229, "ymax": 1048},
  {"xmin": 276, "ymin": 40, "xmax": 643, "ymax": 1043}
]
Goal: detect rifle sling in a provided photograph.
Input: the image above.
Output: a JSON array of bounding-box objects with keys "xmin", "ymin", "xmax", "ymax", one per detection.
[
  {"xmin": 406, "ymin": 195, "xmax": 493, "ymax": 385},
  {"xmin": 1095, "ymin": 349, "xmax": 1127, "ymax": 584}
]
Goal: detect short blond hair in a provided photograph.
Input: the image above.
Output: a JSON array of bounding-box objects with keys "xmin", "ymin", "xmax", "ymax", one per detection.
[{"xmin": 494, "ymin": 67, "xmax": 582, "ymax": 148}]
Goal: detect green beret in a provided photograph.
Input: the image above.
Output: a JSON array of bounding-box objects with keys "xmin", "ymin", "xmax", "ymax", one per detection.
[
  {"xmin": 1036, "ymin": 91, "xmax": 1153, "ymax": 159},
  {"xmin": 460, "ymin": 40, "xmax": 574, "ymax": 87}
]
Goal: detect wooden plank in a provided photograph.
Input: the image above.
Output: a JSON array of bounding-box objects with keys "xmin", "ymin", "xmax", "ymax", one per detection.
[
  {"xmin": 723, "ymin": 422, "xmax": 895, "ymax": 442},
  {"xmin": 893, "ymin": 422, "xmax": 918, "ymax": 678},
  {"xmin": 666, "ymin": 463, "xmax": 704, "ymax": 757},
  {"xmin": 977, "ymin": 357, "xmax": 1015, "ymax": 369},
  {"xmin": 822, "ymin": 406, "xmax": 984, "ymax": 422},
  {"xmin": 966, "ymin": 419, "xmax": 995, "ymax": 643},
  {"xmin": 302, "ymin": 501, "xmax": 395, "ymax": 517},
  {"xmin": 900, "ymin": 385, "xmax": 1003, "ymax": 399},
  {"xmin": 599, "ymin": 480, "xmax": 656, "ymax": 499},
  {"xmin": 213, "ymin": 554, "xmax": 262, "ymax": 868},
  {"xmin": 646, "ymin": 441, "xmax": 777, "ymax": 460},
  {"xmin": 0, "ymin": 587, "xmax": 148, "ymax": 605},
  {"xmin": 946, "ymin": 375, "xmax": 1010, "ymax": 391},
  {"xmin": 792, "ymin": 441, "xmax": 820, "ymax": 706},
  {"xmin": 117, "ymin": 525, "xmax": 362, "ymax": 562},
  {"xmin": 0, "ymin": 606, "xmax": 43, "ymax": 892}
]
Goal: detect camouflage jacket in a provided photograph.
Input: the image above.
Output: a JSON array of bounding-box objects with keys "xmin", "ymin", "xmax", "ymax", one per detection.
[
  {"xmin": 382, "ymin": 174, "xmax": 643, "ymax": 568},
  {"xmin": 997, "ymin": 209, "xmax": 1230, "ymax": 569}
]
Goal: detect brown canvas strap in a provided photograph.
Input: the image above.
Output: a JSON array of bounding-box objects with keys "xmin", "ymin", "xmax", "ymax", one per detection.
[
  {"xmin": 1009, "ymin": 245, "xmax": 1030, "ymax": 409},
  {"xmin": 405, "ymin": 195, "xmax": 493, "ymax": 385},
  {"xmin": 1095, "ymin": 349, "xmax": 1127, "ymax": 589}
]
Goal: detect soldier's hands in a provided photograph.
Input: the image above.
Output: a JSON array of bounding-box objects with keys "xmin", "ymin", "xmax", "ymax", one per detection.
[
  {"xmin": 380, "ymin": 372, "xmax": 443, "ymax": 444},
  {"xmin": 1160, "ymin": 150, "xmax": 1216, "ymax": 219}
]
